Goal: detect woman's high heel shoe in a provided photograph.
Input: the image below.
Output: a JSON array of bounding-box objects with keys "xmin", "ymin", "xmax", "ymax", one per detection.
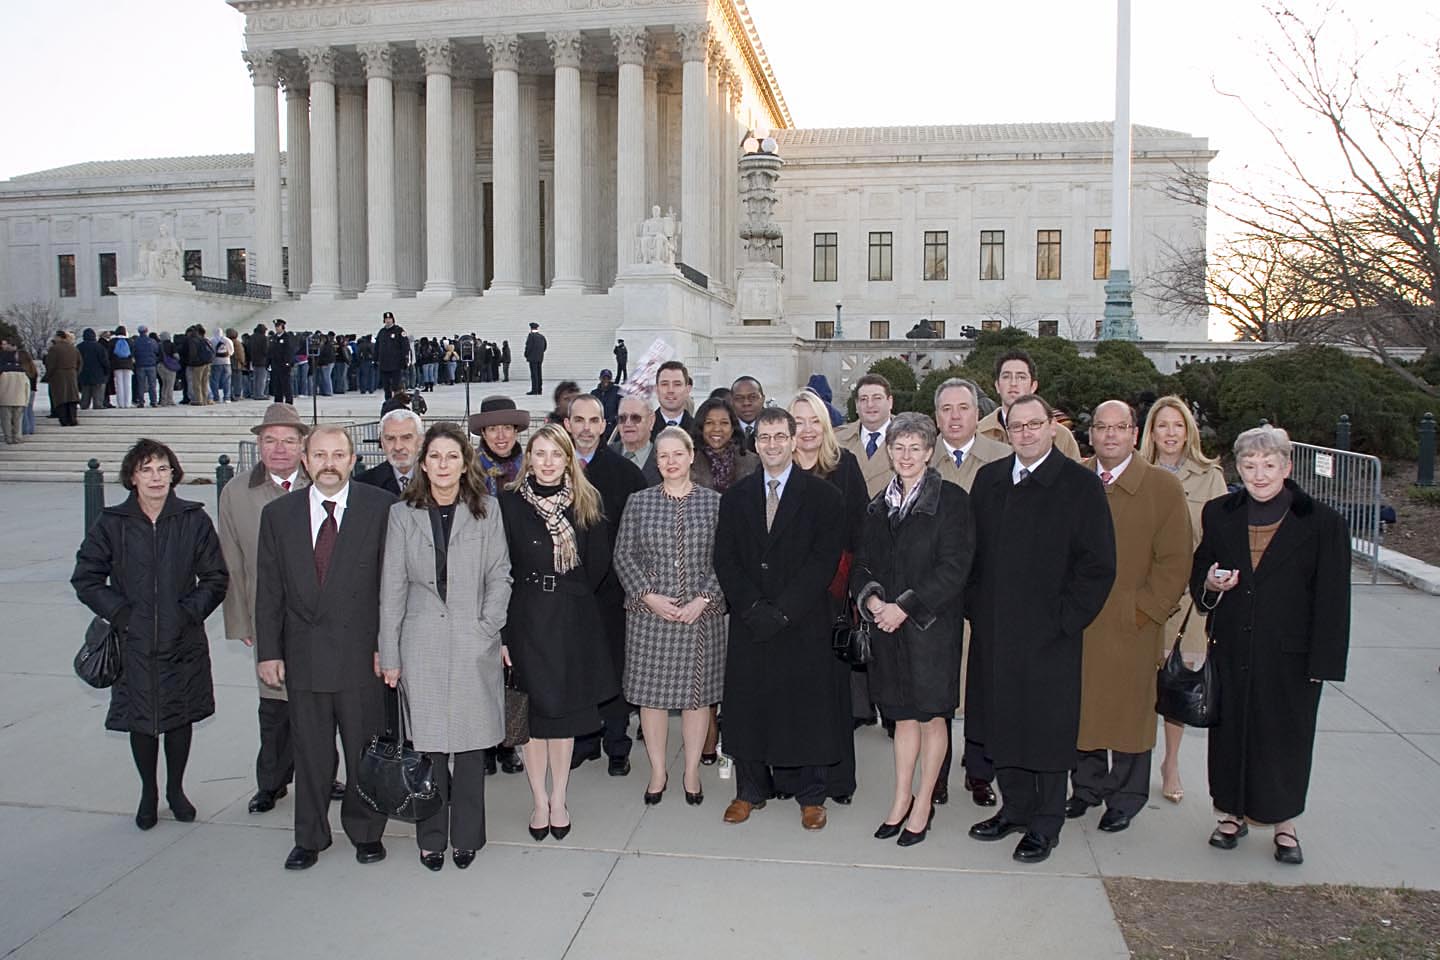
[
  {"xmin": 548, "ymin": 820, "xmax": 571, "ymax": 841},
  {"xmin": 700, "ymin": 752, "xmax": 719, "ymax": 766},
  {"xmin": 684, "ymin": 778, "xmax": 704, "ymax": 805},
  {"xmin": 528, "ymin": 825, "xmax": 549, "ymax": 841},
  {"xmin": 420, "ymin": 850, "xmax": 444, "ymax": 871},
  {"xmin": 644, "ymin": 777, "xmax": 667, "ymax": 805},
  {"xmin": 896, "ymin": 803, "xmax": 935, "ymax": 847},
  {"xmin": 875, "ymin": 797, "xmax": 915, "ymax": 840}
]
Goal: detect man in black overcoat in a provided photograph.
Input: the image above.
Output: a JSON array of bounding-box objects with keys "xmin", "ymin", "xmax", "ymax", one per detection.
[
  {"xmin": 255, "ymin": 425, "xmax": 396, "ymax": 870},
  {"xmin": 965, "ymin": 394, "xmax": 1116, "ymax": 864},
  {"xmin": 267, "ymin": 319, "xmax": 296, "ymax": 404},
  {"xmin": 566, "ymin": 394, "xmax": 647, "ymax": 774},
  {"xmin": 523, "ymin": 323, "xmax": 546, "ymax": 395},
  {"xmin": 375, "ymin": 312, "xmax": 408, "ymax": 400},
  {"xmin": 714, "ymin": 407, "xmax": 847, "ymax": 831}
]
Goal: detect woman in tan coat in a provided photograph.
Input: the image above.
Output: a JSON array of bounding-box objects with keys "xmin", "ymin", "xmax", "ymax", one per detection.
[{"xmin": 1140, "ymin": 396, "xmax": 1228, "ymax": 802}]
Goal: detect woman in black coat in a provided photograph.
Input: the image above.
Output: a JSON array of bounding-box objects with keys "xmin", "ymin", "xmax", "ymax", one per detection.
[
  {"xmin": 499, "ymin": 424, "xmax": 616, "ymax": 842},
  {"xmin": 1191, "ymin": 425, "xmax": 1350, "ymax": 866},
  {"xmin": 851, "ymin": 413, "xmax": 974, "ymax": 846},
  {"xmin": 72, "ymin": 439, "xmax": 228, "ymax": 830}
]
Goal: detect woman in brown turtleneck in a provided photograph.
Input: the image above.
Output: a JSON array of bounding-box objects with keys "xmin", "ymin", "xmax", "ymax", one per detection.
[{"xmin": 1190, "ymin": 425, "xmax": 1351, "ymax": 866}]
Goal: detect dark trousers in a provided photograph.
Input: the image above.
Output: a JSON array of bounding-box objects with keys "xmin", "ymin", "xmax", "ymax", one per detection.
[
  {"xmin": 1071, "ymin": 748, "xmax": 1151, "ymax": 817},
  {"xmin": 256, "ymin": 698, "xmax": 294, "ymax": 792},
  {"xmin": 288, "ymin": 685, "xmax": 387, "ymax": 851},
  {"xmin": 527, "ymin": 360, "xmax": 542, "ymax": 394},
  {"xmin": 996, "ymin": 766, "xmax": 1067, "ymax": 842},
  {"xmin": 56, "ymin": 401, "xmax": 79, "ymax": 426},
  {"xmin": 576, "ymin": 695, "xmax": 633, "ymax": 760},
  {"xmin": 417, "ymin": 749, "xmax": 487, "ymax": 852},
  {"xmin": 735, "ymin": 758, "xmax": 827, "ymax": 807},
  {"xmin": 270, "ymin": 364, "xmax": 293, "ymax": 404},
  {"xmin": 381, "ymin": 369, "xmax": 403, "ymax": 399},
  {"xmin": 502, "ymin": 362, "xmax": 510, "ymax": 382},
  {"xmin": 826, "ymin": 658, "xmax": 857, "ymax": 798},
  {"xmin": 615, "ymin": 361, "xmax": 626, "ymax": 383},
  {"xmin": 959, "ymin": 734, "xmax": 994, "ymax": 783}
]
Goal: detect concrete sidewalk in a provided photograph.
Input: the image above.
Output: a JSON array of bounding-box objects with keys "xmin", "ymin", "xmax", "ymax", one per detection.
[{"xmin": 2, "ymin": 482, "xmax": 1437, "ymax": 959}]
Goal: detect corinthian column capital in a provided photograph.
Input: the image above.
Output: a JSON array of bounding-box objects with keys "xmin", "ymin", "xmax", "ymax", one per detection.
[
  {"xmin": 609, "ymin": 26, "xmax": 649, "ymax": 67},
  {"xmin": 243, "ymin": 49, "xmax": 280, "ymax": 86},
  {"xmin": 675, "ymin": 22, "xmax": 713, "ymax": 63},
  {"xmin": 484, "ymin": 33, "xmax": 522, "ymax": 72},
  {"xmin": 418, "ymin": 37, "xmax": 454, "ymax": 76},
  {"xmin": 357, "ymin": 42, "xmax": 393, "ymax": 80},
  {"xmin": 300, "ymin": 46, "xmax": 336, "ymax": 85},
  {"xmin": 548, "ymin": 31, "xmax": 585, "ymax": 70}
]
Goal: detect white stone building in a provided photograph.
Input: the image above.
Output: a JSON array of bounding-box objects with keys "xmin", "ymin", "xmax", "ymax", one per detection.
[{"xmin": 0, "ymin": 0, "xmax": 1213, "ymax": 394}]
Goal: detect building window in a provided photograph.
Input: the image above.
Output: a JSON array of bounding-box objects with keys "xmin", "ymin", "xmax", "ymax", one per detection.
[
  {"xmin": 869, "ymin": 320, "xmax": 890, "ymax": 339},
  {"xmin": 98, "ymin": 253, "xmax": 117, "ymax": 297},
  {"xmin": 929, "ymin": 319, "xmax": 946, "ymax": 338},
  {"xmin": 1036, "ymin": 230, "xmax": 1062, "ymax": 280},
  {"xmin": 775, "ymin": 237, "xmax": 783, "ymax": 269},
  {"xmin": 980, "ymin": 230, "xmax": 1004, "ymax": 280},
  {"xmin": 1093, "ymin": 229, "xmax": 1111, "ymax": 280},
  {"xmin": 1038, "ymin": 319, "xmax": 1059, "ymax": 338},
  {"xmin": 867, "ymin": 232, "xmax": 893, "ymax": 281},
  {"xmin": 923, "ymin": 231, "xmax": 949, "ymax": 281},
  {"xmin": 227, "ymin": 248, "xmax": 247, "ymax": 284},
  {"xmin": 183, "ymin": 250, "xmax": 203, "ymax": 279},
  {"xmin": 281, "ymin": 247, "xmax": 289, "ymax": 292},
  {"xmin": 813, "ymin": 232, "xmax": 838, "ymax": 282},
  {"xmin": 57, "ymin": 255, "xmax": 76, "ymax": 298},
  {"xmin": 1094, "ymin": 319, "xmax": 1104, "ymax": 338},
  {"xmin": 981, "ymin": 319, "xmax": 1002, "ymax": 333},
  {"xmin": 814, "ymin": 320, "xmax": 835, "ymax": 339}
]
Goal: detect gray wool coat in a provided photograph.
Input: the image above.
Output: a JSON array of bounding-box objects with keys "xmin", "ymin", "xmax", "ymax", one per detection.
[{"xmin": 378, "ymin": 499, "xmax": 512, "ymax": 754}]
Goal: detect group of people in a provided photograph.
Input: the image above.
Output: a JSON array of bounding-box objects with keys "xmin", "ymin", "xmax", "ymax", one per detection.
[{"xmin": 70, "ymin": 346, "xmax": 1351, "ymax": 874}]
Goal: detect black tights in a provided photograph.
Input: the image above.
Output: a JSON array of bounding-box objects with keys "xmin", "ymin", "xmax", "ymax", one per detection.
[{"xmin": 130, "ymin": 725, "xmax": 193, "ymax": 798}]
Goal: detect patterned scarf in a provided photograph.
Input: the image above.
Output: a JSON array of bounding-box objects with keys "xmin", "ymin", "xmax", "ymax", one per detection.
[
  {"xmin": 519, "ymin": 476, "xmax": 581, "ymax": 575},
  {"xmin": 884, "ymin": 472, "xmax": 925, "ymax": 522},
  {"xmin": 701, "ymin": 442, "xmax": 738, "ymax": 492}
]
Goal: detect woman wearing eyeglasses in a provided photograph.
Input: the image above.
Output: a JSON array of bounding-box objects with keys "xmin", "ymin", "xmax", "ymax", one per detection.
[{"xmin": 72, "ymin": 439, "xmax": 229, "ymax": 830}]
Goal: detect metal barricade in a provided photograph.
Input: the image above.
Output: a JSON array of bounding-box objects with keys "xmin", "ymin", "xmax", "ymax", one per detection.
[
  {"xmin": 236, "ymin": 419, "xmax": 384, "ymax": 476},
  {"xmin": 1289, "ymin": 441, "xmax": 1382, "ymax": 584}
]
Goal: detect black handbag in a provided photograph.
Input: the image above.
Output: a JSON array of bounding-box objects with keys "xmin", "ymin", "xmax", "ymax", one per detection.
[
  {"xmin": 1155, "ymin": 604, "xmax": 1220, "ymax": 728},
  {"xmin": 502, "ymin": 666, "xmax": 530, "ymax": 748},
  {"xmin": 831, "ymin": 607, "xmax": 871, "ymax": 666},
  {"xmin": 355, "ymin": 686, "xmax": 444, "ymax": 823},
  {"xmin": 74, "ymin": 616, "xmax": 124, "ymax": 689}
]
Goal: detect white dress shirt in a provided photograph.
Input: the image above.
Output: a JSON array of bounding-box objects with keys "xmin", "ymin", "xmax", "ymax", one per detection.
[
  {"xmin": 270, "ymin": 469, "xmax": 299, "ymax": 490},
  {"xmin": 1096, "ymin": 453, "xmax": 1133, "ymax": 484},
  {"xmin": 1013, "ymin": 450, "xmax": 1052, "ymax": 484},
  {"xmin": 942, "ymin": 436, "xmax": 977, "ymax": 464},
  {"xmin": 308, "ymin": 483, "xmax": 351, "ymax": 545}
]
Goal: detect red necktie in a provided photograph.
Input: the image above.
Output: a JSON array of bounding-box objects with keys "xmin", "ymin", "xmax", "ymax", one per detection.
[
  {"xmin": 281, "ymin": 480, "xmax": 291, "ymax": 491},
  {"xmin": 1101, "ymin": 471, "xmax": 1114, "ymax": 485},
  {"xmin": 314, "ymin": 500, "xmax": 338, "ymax": 585}
]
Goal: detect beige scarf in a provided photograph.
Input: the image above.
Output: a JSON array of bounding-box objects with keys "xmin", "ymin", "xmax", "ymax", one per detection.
[{"xmin": 519, "ymin": 476, "xmax": 581, "ymax": 574}]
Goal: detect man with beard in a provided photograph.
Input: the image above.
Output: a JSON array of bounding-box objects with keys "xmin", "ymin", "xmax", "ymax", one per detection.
[
  {"xmin": 357, "ymin": 409, "xmax": 422, "ymax": 495},
  {"xmin": 566, "ymin": 394, "xmax": 646, "ymax": 775}
]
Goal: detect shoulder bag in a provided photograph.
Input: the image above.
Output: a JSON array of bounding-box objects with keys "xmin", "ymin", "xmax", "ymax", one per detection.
[
  {"xmin": 74, "ymin": 523, "xmax": 125, "ymax": 689},
  {"xmin": 831, "ymin": 603, "xmax": 871, "ymax": 666},
  {"xmin": 355, "ymin": 685, "xmax": 444, "ymax": 823},
  {"xmin": 1155, "ymin": 603, "xmax": 1220, "ymax": 728},
  {"xmin": 502, "ymin": 665, "xmax": 530, "ymax": 748}
]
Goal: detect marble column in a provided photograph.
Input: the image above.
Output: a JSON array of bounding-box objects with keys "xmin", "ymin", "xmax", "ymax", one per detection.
[
  {"xmin": 452, "ymin": 62, "xmax": 479, "ymax": 297},
  {"xmin": 393, "ymin": 53, "xmax": 424, "ymax": 295},
  {"xmin": 282, "ymin": 72, "xmax": 311, "ymax": 295},
  {"xmin": 727, "ymin": 77, "xmax": 743, "ymax": 290},
  {"xmin": 418, "ymin": 38, "xmax": 456, "ymax": 298},
  {"xmin": 676, "ymin": 22, "xmax": 711, "ymax": 275},
  {"xmin": 337, "ymin": 60, "xmax": 368, "ymax": 296},
  {"xmin": 715, "ymin": 61, "xmax": 734, "ymax": 290},
  {"xmin": 485, "ymin": 34, "xmax": 523, "ymax": 294},
  {"xmin": 644, "ymin": 62, "xmax": 660, "ymax": 214},
  {"xmin": 611, "ymin": 27, "xmax": 648, "ymax": 276},
  {"xmin": 358, "ymin": 42, "xmax": 398, "ymax": 298},
  {"xmin": 580, "ymin": 71, "xmax": 602, "ymax": 291},
  {"xmin": 518, "ymin": 73, "xmax": 541, "ymax": 293},
  {"xmin": 301, "ymin": 46, "xmax": 341, "ymax": 300},
  {"xmin": 708, "ymin": 52, "xmax": 723, "ymax": 287},
  {"xmin": 545, "ymin": 32, "xmax": 584, "ymax": 292},
  {"xmin": 244, "ymin": 50, "xmax": 283, "ymax": 294}
]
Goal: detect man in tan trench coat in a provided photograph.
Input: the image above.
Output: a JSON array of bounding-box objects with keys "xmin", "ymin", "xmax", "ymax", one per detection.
[{"xmin": 1067, "ymin": 399, "xmax": 1192, "ymax": 832}]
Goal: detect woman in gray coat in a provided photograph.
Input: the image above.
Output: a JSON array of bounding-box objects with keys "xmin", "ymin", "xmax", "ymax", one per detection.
[{"xmin": 380, "ymin": 421, "xmax": 512, "ymax": 872}]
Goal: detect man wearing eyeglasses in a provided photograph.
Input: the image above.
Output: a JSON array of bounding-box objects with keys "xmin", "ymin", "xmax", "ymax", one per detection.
[
  {"xmin": 976, "ymin": 350, "xmax": 1082, "ymax": 460},
  {"xmin": 1067, "ymin": 400, "xmax": 1191, "ymax": 833},
  {"xmin": 965, "ymin": 394, "xmax": 1116, "ymax": 864},
  {"xmin": 714, "ymin": 408, "xmax": 847, "ymax": 831},
  {"xmin": 609, "ymin": 394, "xmax": 661, "ymax": 485}
]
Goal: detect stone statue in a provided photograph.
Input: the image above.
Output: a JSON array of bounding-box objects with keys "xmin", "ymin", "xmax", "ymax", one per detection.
[
  {"xmin": 134, "ymin": 224, "xmax": 183, "ymax": 281},
  {"xmin": 637, "ymin": 205, "xmax": 678, "ymax": 264}
]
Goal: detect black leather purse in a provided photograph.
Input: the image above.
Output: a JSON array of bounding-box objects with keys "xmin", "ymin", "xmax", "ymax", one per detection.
[
  {"xmin": 1155, "ymin": 604, "xmax": 1220, "ymax": 728},
  {"xmin": 501, "ymin": 666, "xmax": 530, "ymax": 748},
  {"xmin": 74, "ymin": 616, "xmax": 123, "ymax": 689},
  {"xmin": 831, "ymin": 606, "xmax": 871, "ymax": 666},
  {"xmin": 355, "ymin": 686, "xmax": 444, "ymax": 823}
]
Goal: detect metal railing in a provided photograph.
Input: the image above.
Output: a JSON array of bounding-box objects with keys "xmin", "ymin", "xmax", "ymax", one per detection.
[
  {"xmin": 1290, "ymin": 440, "xmax": 1383, "ymax": 584},
  {"xmin": 187, "ymin": 275, "xmax": 273, "ymax": 300}
]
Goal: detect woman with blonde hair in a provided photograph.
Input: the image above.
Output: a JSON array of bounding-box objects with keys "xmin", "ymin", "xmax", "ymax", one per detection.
[
  {"xmin": 498, "ymin": 423, "xmax": 615, "ymax": 841},
  {"xmin": 1139, "ymin": 396, "xmax": 1228, "ymax": 802}
]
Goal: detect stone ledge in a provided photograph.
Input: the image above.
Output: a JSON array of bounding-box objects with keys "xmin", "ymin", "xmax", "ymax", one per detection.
[{"xmin": 1367, "ymin": 541, "xmax": 1440, "ymax": 595}]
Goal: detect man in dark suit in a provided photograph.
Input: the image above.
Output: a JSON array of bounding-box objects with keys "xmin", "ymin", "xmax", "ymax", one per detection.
[
  {"xmin": 714, "ymin": 407, "xmax": 847, "ymax": 831},
  {"xmin": 375, "ymin": 312, "xmax": 408, "ymax": 400},
  {"xmin": 268, "ymin": 319, "xmax": 296, "ymax": 404},
  {"xmin": 566, "ymin": 394, "xmax": 647, "ymax": 774},
  {"xmin": 729, "ymin": 376, "xmax": 765, "ymax": 453},
  {"xmin": 355, "ymin": 408, "xmax": 423, "ymax": 495},
  {"xmin": 523, "ymin": 323, "xmax": 546, "ymax": 395},
  {"xmin": 650, "ymin": 360, "xmax": 694, "ymax": 439},
  {"xmin": 255, "ymin": 425, "xmax": 396, "ymax": 870},
  {"xmin": 965, "ymin": 394, "xmax": 1116, "ymax": 864}
]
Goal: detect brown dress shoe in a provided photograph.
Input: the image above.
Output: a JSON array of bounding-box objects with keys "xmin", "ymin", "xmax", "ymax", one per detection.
[
  {"xmin": 724, "ymin": 798, "xmax": 764, "ymax": 824},
  {"xmin": 801, "ymin": 805, "xmax": 828, "ymax": 830}
]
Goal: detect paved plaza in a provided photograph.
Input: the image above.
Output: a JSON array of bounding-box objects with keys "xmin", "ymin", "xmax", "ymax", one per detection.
[{"xmin": 2, "ymin": 480, "xmax": 1438, "ymax": 959}]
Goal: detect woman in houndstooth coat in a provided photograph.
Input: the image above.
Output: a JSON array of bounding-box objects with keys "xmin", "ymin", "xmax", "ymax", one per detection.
[{"xmin": 612, "ymin": 427, "xmax": 727, "ymax": 804}]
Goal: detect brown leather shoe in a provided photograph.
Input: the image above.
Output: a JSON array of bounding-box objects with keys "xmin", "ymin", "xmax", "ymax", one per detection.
[
  {"xmin": 801, "ymin": 805, "xmax": 828, "ymax": 831},
  {"xmin": 723, "ymin": 798, "xmax": 764, "ymax": 824}
]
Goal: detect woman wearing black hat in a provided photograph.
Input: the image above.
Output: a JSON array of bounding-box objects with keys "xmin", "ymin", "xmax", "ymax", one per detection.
[{"xmin": 470, "ymin": 396, "xmax": 530, "ymax": 497}]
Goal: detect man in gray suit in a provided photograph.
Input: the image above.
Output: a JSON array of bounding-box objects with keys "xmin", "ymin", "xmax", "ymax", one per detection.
[{"xmin": 256, "ymin": 425, "xmax": 396, "ymax": 870}]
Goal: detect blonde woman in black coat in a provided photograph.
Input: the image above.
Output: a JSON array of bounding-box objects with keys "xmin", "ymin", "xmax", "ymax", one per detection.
[{"xmin": 72, "ymin": 439, "xmax": 229, "ymax": 830}]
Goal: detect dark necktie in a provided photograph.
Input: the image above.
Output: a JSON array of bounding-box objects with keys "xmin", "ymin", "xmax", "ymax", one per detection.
[
  {"xmin": 314, "ymin": 500, "xmax": 338, "ymax": 586},
  {"xmin": 281, "ymin": 480, "xmax": 291, "ymax": 491},
  {"xmin": 1101, "ymin": 470, "xmax": 1114, "ymax": 485},
  {"xmin": 398, "ymin": 474, "xmax": 410, "ymax": 490},
  {"xmin": 865, "ymin": 432, "xmax": 880, "ymax": 458},
  {"xmin": 1016, "ymin": 468, "xmax": 1030, "ymax": 484},
  {"xmin": 953, "ymin": 449, "xmax": 964, "ymax": 468}
]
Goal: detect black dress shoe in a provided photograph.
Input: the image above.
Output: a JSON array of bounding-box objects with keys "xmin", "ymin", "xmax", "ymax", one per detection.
[
  {"xmin": 420, "ymin": 851, "xmax": 444, "ymax": 872},
  {"xmin": 831, "ymin": 794, "xmax": 853, "ymax": 805},
  {"xmin": 966, "ymin": 778, "xmax": 997, "ymax": 807},
  {"xmin": 248, "ymin": 786, "xmax": 288, "ymax": 814},
  {"xmin": 354, "ymin": 840, "xmax": 387, "ymax": 864},
  {"xmin": 548, "ymin": 821, "xmax": 571, "ymax": 841},
  {"xmin": 1273, "ymin": 832, "xmax": 1303, "ymax": 865},
  {"xmin": 932, "ymin": 782, "xmax": 949, "ymax": 806},
  {"xmin": 897, "ymin": 803, "xmax": 936, "ymax": 847},
  {"xmin": 1209, "ymin": 819, "xmax": 1249, "ymax": 850},
  {"xmin": 773, "ymin": 791, "xmax": 794, "ymax": 801},
  {"xmin": 1013, "ymin": 831, "xmax": 1057, "ymax": 863},
  {"xmin": 685, "ymin": 788, "xmax": 704, "ymax": 806},
  {"xmin": 1097, "ymin": 808, "xmax": 1133, "ymax": 833},
  {"xmin": 528, "ymin": 825, "xmax": 549, "ymax": 842},
  {"xmin": 453, "ymin": 848, "xmax": 476, "ymax": 869},
  {"xmin": 700, "ymin": 752, "xmax": 719, "ymax": 766},
  {"xmin": 968, "ymin": 814, "xmax": 1026, "ymax": 842},
  {"xmin": 483, "ymin": 752, "xmax": 498, "ymax": 776},
  {"xmin": 644, "ymin": 777, "xmax": 667, "ymax": 805},
  {"xmin": 285, "ymin": 845, "xmax": 319, "ymax": 870},
  {"xmin": 570, "ymin": 746, "xmax": 601, "ymax": 770},
  {"xmin": 167, "ymin": 790, "xmax": 197, "ymax": 823},
  {"xmin": 331, "ymin": 781, "xmax": 346, "ymax": 802},
  {"xmin": 876, "ymin": 797, "xmax": 915, "ymax": 840},
  {"xmin": 608, "ymin": 756, "xmax": 631, "ymax": 777},
  {"xmin": 136, "ymin": 792, "xmax": 159, "ymax": 831},
  {"xmin": 1064, "ymin": 796, "xmax": 1097, "ymax": 819},
  {"xmin": 499, "ymin": 752, "xmax": 524, "ymax": 775}
]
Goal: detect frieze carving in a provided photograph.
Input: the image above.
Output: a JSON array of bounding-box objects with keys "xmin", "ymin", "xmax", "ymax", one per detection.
[
  {"xmin": 243, "ymin": 49, "xmax": 280, "ymax": 86},
  {"xmin": 300, "ymin": 46, "xmax": 337, "ymax": 85},
  {"xmin": 675, "ymin": 22, "xmax": 712, "ymax": 63},
  {"xmin": 484, "ymin": 33, "xmax": 522, "ymax": 72},
  {"xmin": 609, "ymin": 26, "xmax": 648, "ymax": 67},
  {"xmin": 418, "ymin": 37, "xmax": 455, "ymax": 75},
  {"xmin": 547, "ymin": 31, "xmax": 584, "ymax": 70},
  {"xmin": 357, "ymin": 42, "xmax": 393, "ymax": 80}
]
